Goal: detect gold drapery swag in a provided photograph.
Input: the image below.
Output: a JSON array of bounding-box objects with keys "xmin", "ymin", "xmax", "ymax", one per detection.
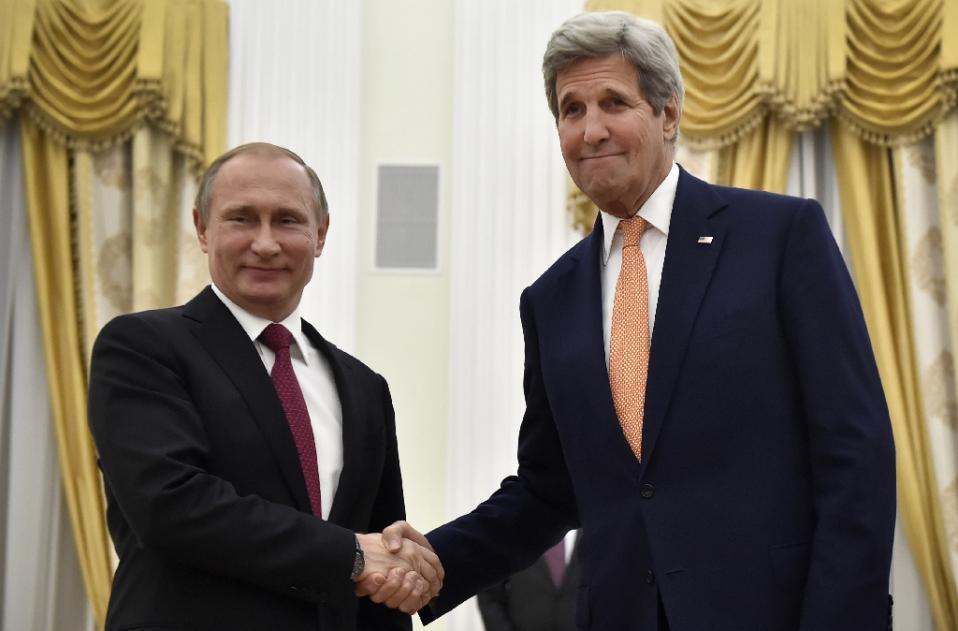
[
  {"xmin": 1, "ymin": 0, "xmax": 226, "ymax": 169},
  {"xmin": 0, "ymin": 0, "xmax": 227, "ymax": 624},
  {"xmin": 586, "ymin": 0, "xmax": 958, "ymax": 149}
]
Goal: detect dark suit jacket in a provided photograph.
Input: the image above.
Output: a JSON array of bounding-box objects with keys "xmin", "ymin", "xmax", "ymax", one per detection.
[
  {"xmin": 423, "ymin": 169, "xmax": 895, "ymax": 630},
  {"xmin": 477, "ymin": 541, "xmax": 581, "ymax": 631},
  {"xmin": 88, "ymin": 286, "xmax": 410, "ymax": 631}
]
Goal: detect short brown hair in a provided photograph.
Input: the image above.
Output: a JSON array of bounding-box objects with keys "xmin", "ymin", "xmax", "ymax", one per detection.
[{"xmin": 194, "ymin": 142, "xmax": 329, "ymax": 223}]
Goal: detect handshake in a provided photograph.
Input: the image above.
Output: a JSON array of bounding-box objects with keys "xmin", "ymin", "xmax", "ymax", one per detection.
[{"xmin": 353, "ymin": 521, "xmax": 443, "ymax": 614}]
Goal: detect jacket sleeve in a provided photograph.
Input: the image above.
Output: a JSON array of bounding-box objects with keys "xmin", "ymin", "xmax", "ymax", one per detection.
[
  {"xmin": 778, "ymin": 199, "xmax": 896, "ymax": 630},
  {"xmin": 420, "ymin": 288, "xmax": 579, "ymax": 623}
]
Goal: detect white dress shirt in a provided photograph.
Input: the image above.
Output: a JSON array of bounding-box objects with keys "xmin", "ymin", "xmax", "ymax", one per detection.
[
  {"xmin": 600, "ymin": 162, "xmax": 679, "ymax": 368},
  {"xmin": 211, "ymin": 284, "xmax": 343, "ymax": 519},
  {"xmin": 563, "ymin": 529, "xmax": 577, "ymax": 564}
]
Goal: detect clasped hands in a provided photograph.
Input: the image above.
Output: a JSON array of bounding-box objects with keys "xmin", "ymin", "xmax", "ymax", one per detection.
[{"xmin": 353, "ymin": 521, "xmax": 442, "ymax": 614}]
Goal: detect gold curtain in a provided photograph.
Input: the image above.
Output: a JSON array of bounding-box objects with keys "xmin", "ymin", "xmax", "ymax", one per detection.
[
  {"xmin": 586, "ymin": 0, "xmax": 956, "ymax": 148},
  {"xmin": 74, "ymin": 127, "xmax": 209, "ymax": 360},
  {"xmin": 832, "ymin": 122, "xmax": 958, "ymax": 628},
  {"xmin": 0, "ymin": 0, "xmax": 227, "ymax": 623},
  {"xmin": 578, "ymin": 1, "xmax": 958, "ymax": 627}
]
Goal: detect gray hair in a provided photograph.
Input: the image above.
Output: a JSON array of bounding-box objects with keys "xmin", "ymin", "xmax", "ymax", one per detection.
[
  {"xmin": 194, "ymin": 142, "xmax": 329, "ymax": 224},
  {"xmin": 543, "ymin": 11, "xmax": 684, "ymax": 130}
]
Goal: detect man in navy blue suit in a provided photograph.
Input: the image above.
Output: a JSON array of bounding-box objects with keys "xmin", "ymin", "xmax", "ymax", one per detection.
[{"xmin": 360, "ymin": 11, "xmax": 895, "ymax": 630}]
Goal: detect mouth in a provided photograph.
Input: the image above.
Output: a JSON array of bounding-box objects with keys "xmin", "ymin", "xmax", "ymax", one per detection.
[
  {"xmin": 243, "ymin": 266, "xmax": 287, "ymax": 274},
  {"xmin": 580, "ymin": 153, "xmax": 622, "ymax": 161}
]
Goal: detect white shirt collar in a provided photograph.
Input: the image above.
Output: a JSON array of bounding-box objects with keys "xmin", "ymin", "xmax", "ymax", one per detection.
[
  {"xmin": 210, "ymin": 283, "xmax": 312, "ymax": 366},
  {"xmin": 600, "ymin": 162, "xmax": 679, "ymax": 265}
]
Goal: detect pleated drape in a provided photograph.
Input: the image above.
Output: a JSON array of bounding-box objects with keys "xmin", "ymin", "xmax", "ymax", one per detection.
[
  {"xmin": 715, "ymin": 115, "xmax": 792, "ymax": 192},
  {"xmin": 832, "ymin": 122, "xmax": 958, "ymax": 628},
  {"xmin": 19, "ymin": 116, "xmax": 115, "ymax": 621},
  {"xmin": 1, "ymin": 0, "xmax": 226, "ymax": 166},
  {"xmin": 585, "ymin": 0, "xmax": 957, "ymax": 147},
  {"xmin": 0, "ymin": 0, "xmax": 227, "ymax": 623}
]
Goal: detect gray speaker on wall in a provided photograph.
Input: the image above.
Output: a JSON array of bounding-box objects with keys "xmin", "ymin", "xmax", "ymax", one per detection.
[{"xmin": 375, "ymin": 164, "xmax": 440, "ymax": 270}]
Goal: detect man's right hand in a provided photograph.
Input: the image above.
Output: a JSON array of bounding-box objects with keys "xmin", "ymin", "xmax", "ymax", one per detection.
[{"xmin": 354, "ymin": 528, "xmax": 443, "ymax": 614}]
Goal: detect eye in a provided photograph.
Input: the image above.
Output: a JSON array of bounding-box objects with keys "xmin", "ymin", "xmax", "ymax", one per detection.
[
  {"xmin": 279, "ymin": 215, "xmax": 303, "ymax": 225},
  {"xmin": 562, "ymin": 103, "xmax": 582, "ymax": 118}
]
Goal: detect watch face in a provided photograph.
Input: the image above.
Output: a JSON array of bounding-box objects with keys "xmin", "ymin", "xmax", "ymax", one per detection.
[{"xmin": 351, "ymin": 540, "xmax": 365, "ymax": 580}]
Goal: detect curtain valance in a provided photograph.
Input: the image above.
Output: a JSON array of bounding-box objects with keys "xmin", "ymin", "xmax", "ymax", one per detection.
[
  {"xmin": 587, "ymin": 0, "xmax": 958, "ymax": 148},
  {"xmin": 0, "ymin": 0, "xmax": 226, "ymax": 169}
]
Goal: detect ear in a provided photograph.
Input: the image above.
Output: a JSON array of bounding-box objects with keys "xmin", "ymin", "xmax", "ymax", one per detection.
[
  {"xmin": 193, "ymin": 209, "xmax": 209, "ymax": 253},
  {"xmin": 661, "ymin": 94, "xmax": 680, "ymax": 142},
  {"xmin": 314, "ymin": 213, "xmax": 330, "ymax": 257}
]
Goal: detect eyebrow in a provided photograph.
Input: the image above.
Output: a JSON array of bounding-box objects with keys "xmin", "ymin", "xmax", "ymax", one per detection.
[
  {"xmin": 558, "ymin": 91, "xmax": 579, "ymax": 112},
  {"xmin": 559, "ymin": 86, "xmax": 633, "ymax": 111}
]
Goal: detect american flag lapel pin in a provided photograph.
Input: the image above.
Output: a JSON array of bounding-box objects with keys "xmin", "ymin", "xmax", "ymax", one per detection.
[{"xmin": 697, "ymin": 236, "xmax": 714, "ymax": 245}]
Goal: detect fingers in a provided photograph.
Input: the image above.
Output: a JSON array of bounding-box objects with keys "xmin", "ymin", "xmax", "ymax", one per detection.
[
  {"xmin": 353, "ymin": 572, "xmax": 385, "ymax": 598},
  {"xmin": 383, "ymin": 570, "xmax": 430, "ymax": 613},
  {"xmin": 355, "ymin": 532, "xmax": 413, "ymax": 580},
  {"xmin": 397, "ymin": 539, "xmax": 443, "ymax": 597},
  {"xmin": 367, "ymin": 567, "xmax": 407, "ymax": 604},
  {"xmin": 382, "ymin": 520, "xmax": 434, "ymax": 554},
  {"xmin": 354, "ymin": 524, "xmax": 443, "ymax": 613}
]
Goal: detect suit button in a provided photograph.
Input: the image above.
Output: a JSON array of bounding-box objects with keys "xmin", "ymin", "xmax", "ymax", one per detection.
[
  {"xmin": 646, "ymin": 570, "xmax": 655, "ymax": 585},
  {"xmin": 640, "ymin": 483, "xmax": 655, "ymax": 499}
]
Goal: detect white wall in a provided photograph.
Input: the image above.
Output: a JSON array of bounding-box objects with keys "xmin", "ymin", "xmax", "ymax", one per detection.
[
  {"xmin": 228, "ymin": 0, "xmax": 363, "ymax": 352},
  {"xmin": 357, "ymin": 1, "xmax": 454, "ymax": 628}
]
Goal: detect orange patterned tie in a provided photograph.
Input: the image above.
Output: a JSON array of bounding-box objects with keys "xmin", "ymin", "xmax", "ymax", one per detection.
[{"xmin": 609, "ymin": 217, "xmax": 650, "ymax": 461}]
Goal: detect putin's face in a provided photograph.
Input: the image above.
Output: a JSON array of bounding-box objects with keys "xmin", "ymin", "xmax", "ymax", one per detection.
[{"xmin": 194, "ymin": 151, "xmax": 328, "ymax": 321}]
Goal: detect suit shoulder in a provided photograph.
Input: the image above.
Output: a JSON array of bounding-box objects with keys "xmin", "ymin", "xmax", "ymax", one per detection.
[
  {"xmin": 95, "ymin": 304, "xmax": 188, "ymax": 342},
  {"xmin": 314, "ymin": 335, "xmax": 389, "ymax": 388},
  {"xmin": 712, "ymin": 183, "xmax": 822, "ymax": 219},
  {"xmin": 527, "ymin": 233, "xmax": 593, "ymax": 293}
]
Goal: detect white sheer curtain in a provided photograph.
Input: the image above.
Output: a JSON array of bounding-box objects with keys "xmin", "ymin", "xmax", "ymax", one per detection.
[
  {"xmin": 786, "ymin": 127, "xmax": 935, "ymax": 631},
  {"xmin": 446, "ymin": 2, "xmax": 584, "ymax": 629},
  {"xmin": 0, "ymin": 121, "xmax": 93, "ymax": 630},
  {"xmin": 226, "ymin": 0, "xmax": 362, "ymax": 352}
]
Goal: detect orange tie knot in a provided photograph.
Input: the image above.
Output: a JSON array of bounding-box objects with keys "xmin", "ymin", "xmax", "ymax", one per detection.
[{"xmin": 619, "ymin": 216, "xmax": 648, "ymax": 248}]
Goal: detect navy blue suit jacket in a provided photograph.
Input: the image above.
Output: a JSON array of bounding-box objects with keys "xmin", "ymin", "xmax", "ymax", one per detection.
[{"xmin": 424, "ymin": 169, "xmax": 895, "ymax": 630}]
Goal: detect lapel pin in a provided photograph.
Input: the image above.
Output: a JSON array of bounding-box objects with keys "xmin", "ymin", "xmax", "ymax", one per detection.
[{"xmin": 697, "ymin": 236, "xmax": 713, "ymax": 244}]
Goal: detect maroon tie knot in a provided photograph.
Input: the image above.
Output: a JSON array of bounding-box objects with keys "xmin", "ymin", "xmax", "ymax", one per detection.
[{"xmin": 259, "ymin": 323, "xmax": 292, "ymax": 353}]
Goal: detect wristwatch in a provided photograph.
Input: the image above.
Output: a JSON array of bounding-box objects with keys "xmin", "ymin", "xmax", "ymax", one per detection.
[{"xmin": 350, "ymin": 535, "xmax": 365, "ymax": 580}]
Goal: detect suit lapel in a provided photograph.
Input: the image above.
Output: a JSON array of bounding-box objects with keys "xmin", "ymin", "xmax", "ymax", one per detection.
[
  {"xmin": 544, "ymin": 220, "xmax": 640, "ymax": 471},
  {"xmin": 641, "ymin": 170, "xmax": 728, "ymax": 468},
  {"xmin": 184, "ymin": 287, "xmax": 313, "ymax": 514},
  {"xmin": 302, "ymin": 321, "xmax": 362, "ymax": 526}
]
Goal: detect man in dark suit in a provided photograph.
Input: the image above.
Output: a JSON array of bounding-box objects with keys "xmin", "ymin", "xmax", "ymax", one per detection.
[
  {"xmin": 360, "ymin": 11, "xmax": 896, "ymax": 631},
  {"xmin": 477, "ymin": 532, "xmax": 580, "ymax": 631},
  {"xmin": 89, "ymin": 142, "xmax": 441, "ymax": 631}
]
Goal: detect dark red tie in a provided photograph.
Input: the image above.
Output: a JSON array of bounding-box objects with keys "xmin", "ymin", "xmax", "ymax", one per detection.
[
  {"xmin": 258, "ymin": 323, "xmax": 322, "ymax": 517},
  {"xmin": 543, "ymin": 539, "xmax": 566, "ymax": 587}
]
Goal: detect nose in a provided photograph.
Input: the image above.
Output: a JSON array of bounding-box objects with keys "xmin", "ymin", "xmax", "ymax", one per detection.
[
  {"xmin": 582, "ymin": 109, "xmax": 610, "ymax": 146},
  {"xmin": 250, "ymin": 221, "xmax": 281, "ymax": 257}
]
